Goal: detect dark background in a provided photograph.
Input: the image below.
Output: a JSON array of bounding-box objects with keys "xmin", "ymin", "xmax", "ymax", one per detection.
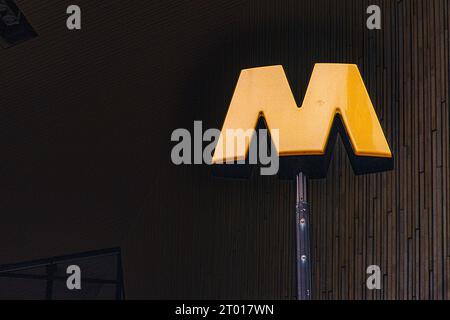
[{"xmin": 0, "ymin": 0, "xmax": 448, "ymax": 299}]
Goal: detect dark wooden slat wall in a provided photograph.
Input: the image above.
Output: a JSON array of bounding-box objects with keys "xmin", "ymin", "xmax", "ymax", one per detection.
[
  {"xmin": 121, "ymin": 0, "xmax": 449, "ymax": 299},
  {"xmin": 118, "ymin": 0, "xmax": 450, "ymax": 299},
  {"xmin": 0, "ymin": 1, "xmax": 448, "ymax": 299},
  {"xmin": 308, "ymin": 0, "xmax": 450, "ymax": 299}
]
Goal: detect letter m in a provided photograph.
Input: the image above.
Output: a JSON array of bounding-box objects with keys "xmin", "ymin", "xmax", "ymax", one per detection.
[{"xmin": 212, "ymin": 64, "xmax": 393, "ymax": 177}]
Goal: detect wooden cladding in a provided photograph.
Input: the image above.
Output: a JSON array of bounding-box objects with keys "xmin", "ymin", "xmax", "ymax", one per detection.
[
  {"xmin": 123, "ymin": 0, "xmax": 449, "ymax": 299},
  {"xmin": 308, "ymin": 0, "xmax": 450, "ymax": 299},
  {"xmin": 2, "ymin": 0, "xmax": 446, "ymax": 299}
]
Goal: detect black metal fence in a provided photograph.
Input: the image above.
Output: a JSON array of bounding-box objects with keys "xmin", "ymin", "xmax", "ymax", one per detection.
[{"xmin": 0, "ymin": 248, "xmax": 125, "ymax": 300}]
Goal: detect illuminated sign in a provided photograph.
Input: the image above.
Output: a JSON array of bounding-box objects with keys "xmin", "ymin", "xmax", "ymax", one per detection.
[{"xmin": 212, "ymin": 63, "xmax": 393, "ymax": 177}]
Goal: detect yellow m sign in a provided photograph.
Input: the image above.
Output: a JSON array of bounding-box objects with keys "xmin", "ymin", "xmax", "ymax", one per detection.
[{"xmin": 212, "ymin": 64, "xmax": 393, "ymax": 178}]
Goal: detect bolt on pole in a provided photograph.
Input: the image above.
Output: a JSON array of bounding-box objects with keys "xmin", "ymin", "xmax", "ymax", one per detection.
[{"xmin": 295, "ymin": 171, "xmax": 312, "ymax": 299}]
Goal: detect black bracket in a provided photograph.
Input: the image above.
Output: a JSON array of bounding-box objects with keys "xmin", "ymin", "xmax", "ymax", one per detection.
[{"xmin": 0, "ymin": 0, "xmax": 37, "ymax": 48}]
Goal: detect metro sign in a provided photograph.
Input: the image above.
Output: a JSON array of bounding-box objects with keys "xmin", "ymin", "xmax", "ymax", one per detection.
[
  {"xmin": 212, "ymin": 63, "xmax": 393, "ymax": 300},
  {"xmin": 212, "ymin": 63, "xmax": 393, "ymax": 178}
]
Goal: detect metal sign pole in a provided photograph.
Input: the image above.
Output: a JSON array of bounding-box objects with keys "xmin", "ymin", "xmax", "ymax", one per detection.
[{"xmin": 295, "ymin": 171, "xmax": 311, "ymax": 299}]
